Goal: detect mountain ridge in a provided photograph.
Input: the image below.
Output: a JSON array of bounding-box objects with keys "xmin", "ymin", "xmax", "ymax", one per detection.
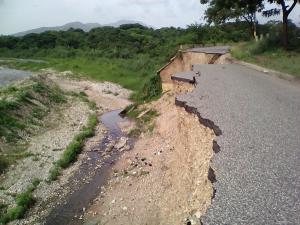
[{"xmin": 13, "ymin": 20, "xmax": 149, "ymax": 36}]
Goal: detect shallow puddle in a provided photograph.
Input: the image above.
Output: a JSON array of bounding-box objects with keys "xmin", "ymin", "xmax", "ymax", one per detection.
[{"xmin": 0, "ymin": 67, "xmax": 32, "ymax": 86}]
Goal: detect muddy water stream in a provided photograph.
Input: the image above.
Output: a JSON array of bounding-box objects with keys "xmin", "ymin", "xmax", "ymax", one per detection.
[{"xmin": 44, "ymin": 109, "xmax": 132, "ymax": 225}]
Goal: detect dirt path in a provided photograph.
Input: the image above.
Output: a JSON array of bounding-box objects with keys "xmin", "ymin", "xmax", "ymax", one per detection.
[{"xmin": 84, "ymin": 81, "xmax": 215, "ymax": 225}]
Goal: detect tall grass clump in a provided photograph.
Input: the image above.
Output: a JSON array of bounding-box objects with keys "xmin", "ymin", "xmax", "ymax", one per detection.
[
  {"xmin": 0, "ymin": 179, "xmax": 40, "ymax": 224},
  {"xmin": 132, "ymin": 74, "xmax": 162, "ymax": 103}
]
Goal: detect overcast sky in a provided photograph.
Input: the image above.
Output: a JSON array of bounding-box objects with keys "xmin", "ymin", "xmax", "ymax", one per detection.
[{"xmin": 0, "ymin": 0, "xmax": 299, "ymax": 35}]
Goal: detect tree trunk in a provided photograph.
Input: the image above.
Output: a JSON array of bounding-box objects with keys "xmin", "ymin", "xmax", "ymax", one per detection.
[
  {"xmin": 282, "ymin": 13, "xmax": 288, "ymax": 49},
  {"xmin": 253, "ymin": 13, "xmax": 258, "ymax": 42},
  {"xmin": 243, "ymin": 14, "xmax": 257, "ymax": 41}
]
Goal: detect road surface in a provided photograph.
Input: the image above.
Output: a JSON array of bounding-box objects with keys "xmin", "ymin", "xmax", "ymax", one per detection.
[{"xmin": 176, "ymin": 64, "xmax": 300, "ymax": 225}]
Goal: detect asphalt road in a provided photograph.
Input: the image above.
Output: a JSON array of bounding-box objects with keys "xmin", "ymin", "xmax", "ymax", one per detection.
[{"xmin": 176, "ymin": 64, "xmax": 300, "ymax": 225}]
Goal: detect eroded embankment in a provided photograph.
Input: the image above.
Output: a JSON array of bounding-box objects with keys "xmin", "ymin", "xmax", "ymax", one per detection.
[
  {"xmin": 159, "ymin": 49, "xmax": 230, "ymax": 91},
  {"xmin": 175, "ymin": 98, "xmax": 222, "ymax": 136},
  {"xmin": 83, "ymin": 80, "xmax": 215, "ymax": 225},
  {"xmin": 174, "ymin": 73, "xmax": 224, "ymax": 224},
  {"xmin": 175, "ymin": 94, "xmax": 221, "ymax": 201},
  {"xmin": 164, "ymin": 49, "xmax": 227, "ymax": 223}
]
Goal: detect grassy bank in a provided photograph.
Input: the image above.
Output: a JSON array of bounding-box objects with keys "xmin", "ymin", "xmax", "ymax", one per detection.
[
  {"xmin": 0, "ymin": 76, "xmax": 68, "ymax": 174},
  {"xmin": 231, "ymin": 42, "xmax": 300, "ymax": 78},
  {"xmin": 0, "ymin": 55, "xmax": 163, "ymax": 103},
  {"xmin": 1, "ymin": 55, "xmax": 162, "ymax": 91}
]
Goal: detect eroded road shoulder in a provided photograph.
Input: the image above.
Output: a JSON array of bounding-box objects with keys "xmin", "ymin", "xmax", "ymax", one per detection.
[
  {"xmin": 84, "ymin": 81, "xmax": 215, "ymax": 225},
  {"xmin": 178, "ymin": 64, "xmax": 300, "ymax": 225}
]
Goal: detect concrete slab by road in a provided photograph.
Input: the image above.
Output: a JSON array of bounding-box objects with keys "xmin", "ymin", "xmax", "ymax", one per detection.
[
  {"xmin": 176, "ymin": 64, "xmax": 300, "ymax": 225},
  {"xmin": 186, "ymin": 46, "xmax": 230, "ymax": 55},
  {"xmin": 171, "ymin": 71, "xmax": 199, "ymax": 83}
]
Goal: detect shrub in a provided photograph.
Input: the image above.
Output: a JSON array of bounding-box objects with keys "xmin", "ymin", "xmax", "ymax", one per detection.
[{"xmin": 134, "ymin": 75, "xmax": 162, "ymax": 102}]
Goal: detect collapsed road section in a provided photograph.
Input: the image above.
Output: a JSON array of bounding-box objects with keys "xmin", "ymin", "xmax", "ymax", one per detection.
[
  {"xmin": 83, "ymin": 77, "xmax": 215, "ymax": 225},
  {"xmin": 175, "ymin": 63, "xmax": 300, "ymax": 225},
  {"xmin": 82, "ymin": 46, "xmax": 233, "ymax": 225},
  {"xmin": 157, "ymin": 46, "xmax": 230, "ymax": 91}
]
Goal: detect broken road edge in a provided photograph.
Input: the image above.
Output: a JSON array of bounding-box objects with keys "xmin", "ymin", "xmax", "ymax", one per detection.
[{"xmin": 174, "ymin": 77, "xmax": 223, "ymax": 224}]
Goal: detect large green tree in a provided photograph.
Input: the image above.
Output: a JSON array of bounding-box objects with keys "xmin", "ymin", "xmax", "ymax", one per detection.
[
  {"xmin": 200, "ymin": 0, "xmax": 264, "ymax": 39},
  {"xmin": 201, "ymin": 0, "xmax": 300, "ymax": 47},
  {"xmin": 264, "ymin": 0, "xmax": 299, "ymax": 48}
]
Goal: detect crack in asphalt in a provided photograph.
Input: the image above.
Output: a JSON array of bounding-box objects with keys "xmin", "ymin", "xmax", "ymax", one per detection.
[{"xmin": 174, "ymin": 76, "xmax": 223, "ymax": 220}]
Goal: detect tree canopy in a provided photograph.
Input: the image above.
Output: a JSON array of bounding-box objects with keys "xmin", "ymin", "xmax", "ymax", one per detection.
[
  {"xmin": 200, "ymin": 0, "xmax": 264, "ymax": 38},
  {"xmin": 0, "ymin": 23, "xmax": 257, "ymax": 59},
  {"xmin": 200, "ymin": 0, "xmax": 300, "ymax": 47},
  {"xmin": 264, "ymin": 0, "xmax": 300, "ymax": 47}
]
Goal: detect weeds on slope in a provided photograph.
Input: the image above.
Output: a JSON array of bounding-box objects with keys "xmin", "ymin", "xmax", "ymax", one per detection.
[
  {"xmin": 0, "ymin": 179, "xmax": 40, "ymax": 224},
  {"xmin": 0, "ymin": 76, "xmax": 67, "ymax": 174},
  {"xmin": 0, "ymin": 76, "xmax": 66, "ymax": 143}
]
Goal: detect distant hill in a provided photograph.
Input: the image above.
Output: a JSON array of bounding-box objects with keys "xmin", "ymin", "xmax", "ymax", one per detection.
[{"xmin": 13, "ymin": 20, "xmax": 148, "ymax": 37}]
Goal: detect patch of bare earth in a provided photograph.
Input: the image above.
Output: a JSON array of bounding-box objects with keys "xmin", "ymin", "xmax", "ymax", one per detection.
[
  {"xmin": 46, "ymin": 69, "xmax": 132, "ymax": 111},
  {"xmin": 84, "ymin": 81, "xmax": 215, "ymax": 225}
]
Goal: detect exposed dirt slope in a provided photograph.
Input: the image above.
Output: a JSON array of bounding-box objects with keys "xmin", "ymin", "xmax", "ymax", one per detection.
[{"xmin": 84, "ymin": 81, "xmax": 215, "ymax": 225}]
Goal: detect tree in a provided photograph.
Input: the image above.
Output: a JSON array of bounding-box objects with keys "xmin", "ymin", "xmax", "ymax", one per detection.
[
  {"xmin": 200, "ymin": 0, "xmax": 264, "ymax": 39},
  {"xmin": 263, "ymin": 0, "xmax": 299, "ymax": 48}
]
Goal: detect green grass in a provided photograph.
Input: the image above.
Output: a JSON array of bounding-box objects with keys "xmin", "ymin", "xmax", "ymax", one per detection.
[
  {"xmin": 0, "ymin": 76, "xmax": 67, "ymax": 143},
  {"xmin": 0, "ymin": 179, "xmax": 40, "ymax": 224},
  {"xmin": 1, "ymin": 82, "xmax": 41, "ymax": 141},
  {"xmin": 0, "ymin": 76, "xmax": 69, "ymax": 174},
  {"xmin": 48, "ymin": 114, "xmax": 98, "ymax": 181},
  {"xmin": 0, "ymin": 55, "xmax": 164, "ymax": 104},
  {"xmin": 231, "ymin": 42, "xmax": 300, "ymax": 78},
  {"xmin": 0, "ymin": 56, "xmax": 162, "ymax": 92}
]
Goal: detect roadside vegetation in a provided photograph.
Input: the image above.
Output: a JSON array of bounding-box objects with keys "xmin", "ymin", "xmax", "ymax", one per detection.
[
  {"xmin": 231, "ymin": 40, "xmax": 300, "ymax": 77},
  {"xmin": 200, "ymin": 0, "xmax": 300, "ymax": 77}
]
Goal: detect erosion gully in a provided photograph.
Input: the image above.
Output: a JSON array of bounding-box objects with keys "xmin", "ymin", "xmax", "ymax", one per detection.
[{"xmin": 44, "ymin": 109, "xmax": 133, "ymax": 225}]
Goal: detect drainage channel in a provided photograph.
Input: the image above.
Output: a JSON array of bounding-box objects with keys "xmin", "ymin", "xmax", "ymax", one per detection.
[{"xmin": 44, "ymin": 109, "xmax": 133, "ymax": 225}]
